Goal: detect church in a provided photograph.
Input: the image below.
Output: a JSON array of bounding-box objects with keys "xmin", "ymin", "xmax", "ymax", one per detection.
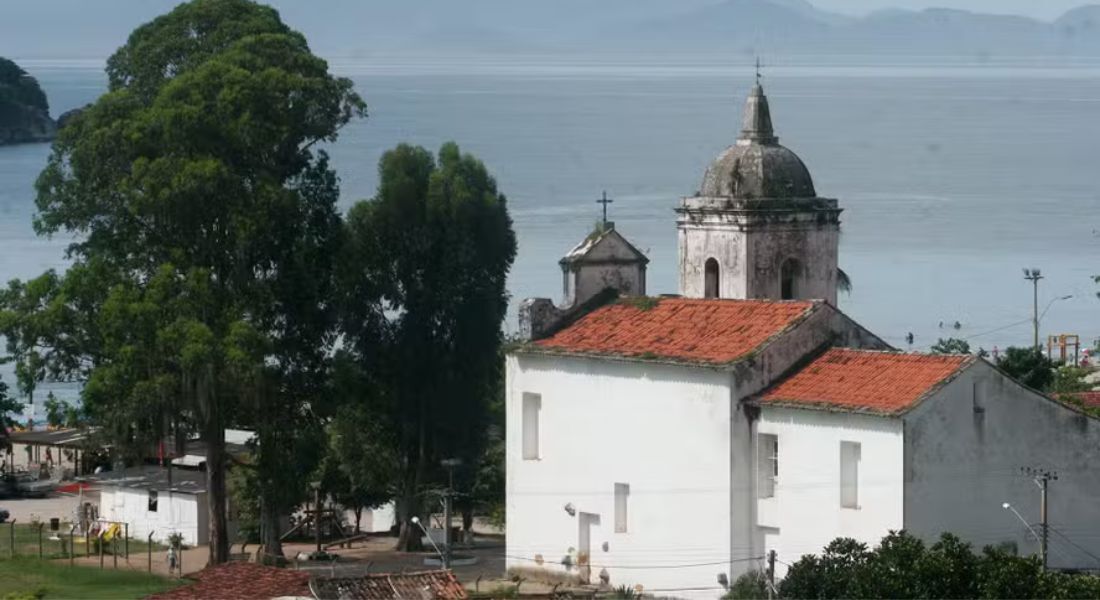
[{"xmin": 505, "ymin": 80, "xmax": 1100, "ymax": 596}]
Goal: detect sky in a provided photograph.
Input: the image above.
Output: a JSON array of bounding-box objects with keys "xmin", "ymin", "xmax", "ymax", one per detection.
[{"xmin": 811, "ymin": 0, "xmax": 1089, "ymax": 20}]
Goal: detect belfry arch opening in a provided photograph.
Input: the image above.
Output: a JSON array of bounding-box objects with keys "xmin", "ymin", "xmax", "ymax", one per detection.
[
  {"xmin": 704, "ymin": 258, "xmax": 720, "ymax": 299},
  {"xmin": 780, "ymin": 258, "xmax": 801, "ymax": 300}
]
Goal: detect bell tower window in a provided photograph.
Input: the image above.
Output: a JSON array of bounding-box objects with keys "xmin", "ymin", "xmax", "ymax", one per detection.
[
  {"xmin": 704, "ymin": 258, "xmax": 720, "ymax": 299},
  {"xmin": 780, "ymin": 258, "xmax": 800, "ymax": 300}
]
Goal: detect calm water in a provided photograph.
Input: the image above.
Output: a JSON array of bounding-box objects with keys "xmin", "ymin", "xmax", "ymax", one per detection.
[{"xmin": 3, "ymin": 57, "xmax": 1099, "ymax": 418}]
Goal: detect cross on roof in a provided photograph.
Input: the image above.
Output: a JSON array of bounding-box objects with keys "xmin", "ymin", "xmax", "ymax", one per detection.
[
  {"xmin": 755, "ymin": 56, "xmax": 762, "ymax": 85},
  {"xmin": 596, "ymin": 190, "xmax": 613, "ymax": 225}
]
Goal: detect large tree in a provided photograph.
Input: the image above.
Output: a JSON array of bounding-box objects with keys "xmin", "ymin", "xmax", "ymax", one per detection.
[
  {"xmin": 23, "ymin": 0, "xmax": 363, "ymax": 564},
  {"xmin": 340, "ymin": 142, "xmax": 516, "ymax": 550}
]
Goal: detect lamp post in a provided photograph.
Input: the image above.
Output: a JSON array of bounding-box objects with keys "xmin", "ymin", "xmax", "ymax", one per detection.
[
  {"xmin": 1023, "ymin": 269, "xmax": 1043, "ymax": 349},
  {"xmin": 311, "ymin": 481, "xmax": 322, "ymax": 554},
  {"xmin": 440, "ymin": 458, "xmax": 463, "ymax": 569}
]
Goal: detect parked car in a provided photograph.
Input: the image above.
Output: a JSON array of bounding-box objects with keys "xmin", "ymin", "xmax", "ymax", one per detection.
[{"xmin": 0, "ymin": 507, "xmax": 9, "ymax": 523}]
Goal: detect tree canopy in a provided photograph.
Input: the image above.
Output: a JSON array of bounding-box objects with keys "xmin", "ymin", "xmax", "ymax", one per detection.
[
  {"xmin": 8, "ymin": 0, "xmax": 364, "ymax": 564},
  {"xmin": 339, "ymin": 142, "xmax": 516, "ymax": 549},
  {"xmin": 996, "ymin": 346, "xmax": 1055, "ymax": 392}
]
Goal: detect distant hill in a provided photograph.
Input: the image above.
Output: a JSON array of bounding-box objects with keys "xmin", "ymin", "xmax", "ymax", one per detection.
[
  {"xmin": 0, "ymin": 57, "xmax": 55, "ymax": 145},
  {"xmin": 2, "ymin": 0, "xmax": 1100, "ymax": 60}
]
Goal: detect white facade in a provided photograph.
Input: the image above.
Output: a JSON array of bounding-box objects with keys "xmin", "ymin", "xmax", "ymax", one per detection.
[
  {"xmin": 99, "ymin": 486, "xmax": 208, "ymax": 547},
  {"xmin": 506, "ymin": 353, "xmax": 737, "ymax": 594},
  {"xmin": 755, "ymin": 408, "xmax": 905, "ymax": 578}
]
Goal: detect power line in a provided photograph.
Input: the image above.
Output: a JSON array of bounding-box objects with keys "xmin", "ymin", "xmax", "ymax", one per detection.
[
  {"xmin": 1049, "ymin": 526, "xmax": 1100, "ymax": 567},
  {"xmin": 504, "ymin": 553, "xmax": 763, "ymax": 570}
]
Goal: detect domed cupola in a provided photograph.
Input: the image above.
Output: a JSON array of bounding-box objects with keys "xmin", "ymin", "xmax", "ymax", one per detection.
[
  {"xmin": 677, "ymin": 77, "xmax": 842, "ymax": 305},
  {"xmin": 698, "ymin": 82, "xmax": 816, "ymax": 199}
]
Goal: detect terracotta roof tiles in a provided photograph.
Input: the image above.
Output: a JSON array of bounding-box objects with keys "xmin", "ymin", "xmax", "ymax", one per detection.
[
  {"xmin": 760, "ymin": 349, "xmax": 971, "ymax": 415},
  {"xmin": 532, "ymin": 298, "xmax": 817, "ymax": 365},
  {"xmin": 310, "ymin": 570, "xmax": 468, "ymax": 599},
  {"xmin": 146, "ymin": 562, "xmax": 311, "ymax": 600}
]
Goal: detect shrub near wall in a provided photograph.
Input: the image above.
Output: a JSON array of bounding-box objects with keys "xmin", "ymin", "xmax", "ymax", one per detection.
[{"xmin": 778, "ymin": 531, "xmax": 1100, "ymax": 599}]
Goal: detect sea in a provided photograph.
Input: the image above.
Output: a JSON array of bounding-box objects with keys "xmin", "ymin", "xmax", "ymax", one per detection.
[{"xmin": 2, "ymin": 56, "xmax": 1099, "ymax": 422}]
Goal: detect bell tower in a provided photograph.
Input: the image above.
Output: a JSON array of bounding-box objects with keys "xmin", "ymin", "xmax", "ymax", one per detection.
[{"xmin": 676, "ymin": 80, "xmax": 841, "ymax": 305}]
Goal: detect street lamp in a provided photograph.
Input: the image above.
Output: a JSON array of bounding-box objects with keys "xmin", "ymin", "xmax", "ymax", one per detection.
[
  {"xmin": 410, "ymin": 516, "xmax": 446, "ymax": 566},
  {"xmin": 1002, "ymin": 502, "xmax": 1042, "ymax": 563}
]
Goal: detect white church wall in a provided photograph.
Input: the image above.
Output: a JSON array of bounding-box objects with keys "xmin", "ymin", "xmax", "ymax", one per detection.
[
  {"xmin": 506, "ymin": 353, "xmax": 735, "ymax": 596},
  {"xmin": 903, "ymin": 361, "xmax": 1100, "ymax": 570},
  {"xmin": 755, "ymin": 407, "xmax": 905, "ymax": 577}
]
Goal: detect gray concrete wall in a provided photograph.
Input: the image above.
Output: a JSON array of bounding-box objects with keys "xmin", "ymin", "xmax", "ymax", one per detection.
[{"xmin": 903, "ymin": 360, "xmax": 1100, "ymax": 570}]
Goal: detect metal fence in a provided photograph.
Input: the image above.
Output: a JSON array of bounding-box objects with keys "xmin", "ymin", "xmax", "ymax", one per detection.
[{"xmin": 0, "ymin": 520, "xmax": 171, "ymax": 572}]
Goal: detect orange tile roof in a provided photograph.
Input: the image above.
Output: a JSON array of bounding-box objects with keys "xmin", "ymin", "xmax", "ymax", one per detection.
[
  {"xmin": 147, "ymin": 562, "xmax": 311, "ymax": 600},
  {"xmin": 533, "ymin": 298, "xmax": 817, "ymax": 365},
  {"xmin": 760, "ymin": 349, "xmax": 971, "ymax": 414},
  {"xmin": 1062, "ymin": 391, "xmax": 1100, "ymax": 409}
]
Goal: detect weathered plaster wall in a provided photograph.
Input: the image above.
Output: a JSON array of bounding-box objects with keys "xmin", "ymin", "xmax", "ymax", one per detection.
[
  {"xmin": 903, "ymin": 361, "xmax": 1100, "ymax": 569},
  {"xmin": 568, "ymin": 263, "xmax": 645, "ymax": 307},
  {"xmin": 676, "ymin": 198, "xmax": 840, "ymax": 304},
  {"xmin": 755, "ymin": 408, "xmax": 905, "ymax": 577},
  {"xmin": 505, "ymin": 353, "xmax": 734, "ymax": 595},
  {"xmin": 745, "ymin": 222, "xmax": 838, "ymax": 305},
  {"xmin": 677, "ymin": 214, "xmax": 748, "ymax": 299}
]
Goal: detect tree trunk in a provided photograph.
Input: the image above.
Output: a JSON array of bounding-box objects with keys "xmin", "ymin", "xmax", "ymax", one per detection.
[
  {"xmin": 260, "ymin": 496, "xmax": 284, "ymax": 563},
  {"xmin": 354, "ymin": 506, "xmax": 362, "ymax": 535},
  {"xmin": 203, "ymin": 370, "xmax": 230, "ymax": 565},
  {"xmin": 462, "ymin": 506, "xmax": 474, "ymax": 532},
  {"xmin": 395, "ymin": 488, "xmax": 425, "ymax": 552}
]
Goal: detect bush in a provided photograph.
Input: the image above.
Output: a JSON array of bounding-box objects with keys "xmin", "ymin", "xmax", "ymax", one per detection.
[
  {"xmin": 777, "ymin": 531, "xmax": 1100, "ymax": 599},
  {"xmin": 725, "ymin": 570, "xmax": 769, "ymax": 600}
]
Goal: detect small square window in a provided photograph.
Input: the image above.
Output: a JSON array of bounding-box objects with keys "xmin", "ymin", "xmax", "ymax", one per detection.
[
  {"xmin": 148, "ymin": 490, "xmax": 159, "ymax": 512},
  {"xmin": 522, "ymin": 393, "xmax": 541, "ymax": 460},
  {"xmin": 758, "ymin": 434, "xmax": 778, "ymax": 499},
  {"xmin": 840, "ymin": 441, "xmax": 861, "ymax": 509}
]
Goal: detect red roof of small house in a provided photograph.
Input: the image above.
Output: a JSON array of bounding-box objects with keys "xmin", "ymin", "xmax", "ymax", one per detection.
[
  {"xmin": 532, "ymin": 298, "xmax": 818, "ymax": 365},
  {"xmin": 759, "ymin": 349, "xmax": 972, "ymax": 415},
  {"xmin": 310, "ymin": 570, "xmax": 468, "ymax": 599},
  {"xmin": 146, "ymin": 562, "xmax": 311, "ymax": 600},
  {"xmin": 1061, "ymin": 391, "xmax": 1100, "ymax": 409}
]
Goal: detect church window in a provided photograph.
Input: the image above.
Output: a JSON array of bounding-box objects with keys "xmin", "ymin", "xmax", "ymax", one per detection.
[
  {"xmin": 148, "ymin": 490, "xmax": 159, "ymax": 512},
  {"xmin": 840, "ymin": 441, "xmax": 861, "ymax": 509},
  {"xmin": 522, "ymin": 392, "xmax": 541, "ymax": 460},
  {"xmin": 780, "ymin": 258, "xmax": 800, "ymax": 300},
  {"xmin": 614, "ymin": 483, "xmax": 630, "ymax": 533},
  {"xmin": 704, "ymin": 258, "xmax": 720, "ymax": 299},
  {"xmin": 758, "ymin": 434, "xmax": 778, "ymax": 498}
]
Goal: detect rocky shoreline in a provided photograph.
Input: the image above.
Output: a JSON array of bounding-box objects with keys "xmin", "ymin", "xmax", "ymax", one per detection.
[{"xmin": 0, "ymin": 57, "xmax": 56, "ymax": 146}]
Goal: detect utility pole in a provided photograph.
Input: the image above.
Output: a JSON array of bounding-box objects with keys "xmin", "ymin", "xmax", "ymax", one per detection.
[
  {"xmin": 440, "ymin": 458, "xmax": 462, "ymax": 570},
  {"xmin": 312, "ymin": 482, "xmax": 323, "ymax": 554},
  {"xmin": 1022, "ymin": 467, "xmax": 1058, "ymax": 570},
  {"xmin": 1023, "ymin": 269, "xmax": 1043, "ymax": 349},
  {"xmin": 766, "ymin": 549, "xmax": 777, "ymax": 600}
]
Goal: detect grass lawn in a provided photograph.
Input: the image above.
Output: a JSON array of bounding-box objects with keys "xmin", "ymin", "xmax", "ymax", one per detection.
[
  {"xmin": 0, "ymin": 558, "xmax": 180, "ymax": 599},
  {"xmin": 1, "ymin": 524, "xmax": 165, "ymax": 560}
]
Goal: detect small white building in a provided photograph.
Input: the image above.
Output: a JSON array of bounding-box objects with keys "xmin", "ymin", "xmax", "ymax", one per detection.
[
  {"xmin": 506, "ymin": 80, "xmax": 1100, "ymax": 597},
  {"xmin": 95, "ymin": 466, "xmax": 215, "ymax": 547}
]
